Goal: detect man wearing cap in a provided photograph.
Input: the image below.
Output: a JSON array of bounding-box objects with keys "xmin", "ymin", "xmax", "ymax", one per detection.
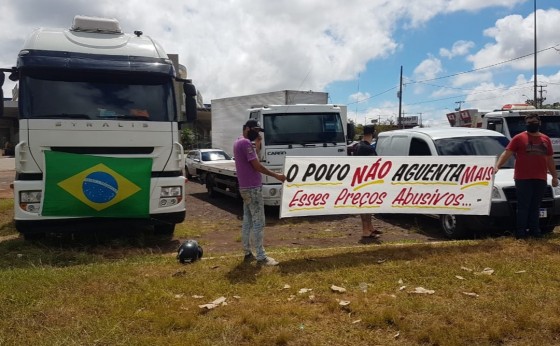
[
  {"xmin": 234, "ymin": 119, "xmax": 286, "ymax": 266},
  {"xmin": 356, "ymin": 125, "xmax": 382, "ymax": 241}
]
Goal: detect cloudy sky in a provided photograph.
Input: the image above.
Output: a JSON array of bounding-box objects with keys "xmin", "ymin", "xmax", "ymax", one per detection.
[{"xmin": 1, "ymin": 0, "xmax": 559, "ymax": 126}]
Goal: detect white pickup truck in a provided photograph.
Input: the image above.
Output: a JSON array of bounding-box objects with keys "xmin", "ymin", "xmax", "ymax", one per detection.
[{"xmin": 376, "ymin": 127, "xmax": 560, "ymax": 238}]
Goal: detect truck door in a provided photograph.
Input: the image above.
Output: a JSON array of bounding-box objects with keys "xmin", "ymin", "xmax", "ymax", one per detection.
[{"xmin": 486, "ymin": 118, "xmax": 504, "ymax": 135}]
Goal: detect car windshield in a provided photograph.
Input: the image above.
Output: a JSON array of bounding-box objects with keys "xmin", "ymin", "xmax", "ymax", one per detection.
[
  {"xmin": 201, "ymin": 151, "xmax": 232, "ymax": 162},
  {"xmin": 19, "ymin": 69, "xmax": 175, "ymax": 121},
  {"xmin": 435, "ymin": 135, "xmax": 514, "ymax": 168}
]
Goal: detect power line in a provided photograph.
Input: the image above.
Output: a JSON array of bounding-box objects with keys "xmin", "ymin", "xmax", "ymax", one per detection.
[
  {"xmin": 345, "ymin": 42, "xmax": 560, "ymax": 114},
  {"xmin": 406, "ymin": 43, "xmax": 560, "ymax": 84}
]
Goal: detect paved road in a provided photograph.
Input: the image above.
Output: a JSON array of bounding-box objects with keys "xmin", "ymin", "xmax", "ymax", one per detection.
[
  {"xmin": 0, "ymin": 158, "xmax": 14, "ymax": 172},
  {"xmin": 0, "ymin": 158, "xmax": 15, "ymax": 198}
]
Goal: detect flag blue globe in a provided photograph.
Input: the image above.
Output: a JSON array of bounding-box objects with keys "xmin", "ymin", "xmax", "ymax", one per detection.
[{"xmin": 82, "ymin": 171, "xmax": 119, "ymax": 203}]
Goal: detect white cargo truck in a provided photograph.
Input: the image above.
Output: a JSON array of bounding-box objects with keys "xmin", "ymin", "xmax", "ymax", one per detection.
[
  {"xmin": 447, "ymin": 104, "xmax": 560, "ymax": 168},
  {"xmin": 199, "ymin": 94, "xmax": 349, "ymax": 206},
  {"xmin": 0, "ymin": 16, "xmax": 198, "ymax": 239}
]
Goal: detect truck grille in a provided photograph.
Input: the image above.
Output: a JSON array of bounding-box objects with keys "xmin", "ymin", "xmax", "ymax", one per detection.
[{"xmin": 502, "ymin": 186, "xmax": 555, "ymax": 208}]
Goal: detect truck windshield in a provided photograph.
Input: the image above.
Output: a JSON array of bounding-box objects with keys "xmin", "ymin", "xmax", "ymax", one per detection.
[
  {"xmin": 506, "ymin": 115, "xmax": 560, "ymax": 138},
  {"xmin": 435, "ymin": 136, "xmax": 514, "ymax": 168},
  {"xmin": 262, "ymin": 112, "xmax": 345, "ymax": 145},
  {"xmin": 19, "ymin": 69, "xmax": 175, "ymax": 121}
]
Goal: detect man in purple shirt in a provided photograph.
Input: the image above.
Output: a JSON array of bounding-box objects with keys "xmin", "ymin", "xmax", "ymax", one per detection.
[{"xmin": 234, "ymin": 119, "xmax": 286, "ymax": 266}]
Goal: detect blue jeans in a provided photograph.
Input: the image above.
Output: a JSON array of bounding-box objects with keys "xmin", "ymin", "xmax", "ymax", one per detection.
[
  {"xmin": 239, "ymin": 187, "xmax": 267, "ymax": 260},
  {"xmin": 515, "ymin": 179, "xmax": 547, "ymax": 238}
]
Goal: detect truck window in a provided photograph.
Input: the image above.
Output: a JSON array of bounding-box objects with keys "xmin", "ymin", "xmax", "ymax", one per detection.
[
  {"xmin": 487, "ymin": 119, "xmax": 503, "ymax": 133},
  {"xmin": 263, "ymin": 112, "xmax": 345, "ymax": 145},
  {"xmin": 506, "ymin": 115, "xmax": 560, "ymax": 138},
  {"xmin": 19, "ymin": 70, "xmax": 175, "ymax": 122},
  {"xmin": 409, "ymin": 138, "xmax": 431, "ymax": 156}
]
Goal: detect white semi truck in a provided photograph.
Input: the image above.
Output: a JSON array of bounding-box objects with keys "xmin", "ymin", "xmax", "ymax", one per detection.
[
  {"xmin": 197, "ymin": 92, "xmax": 350, "ymax": 206},
  {"xmin": 0, "ymin": 16, "xmax": 198, "ymax": 239},
  {"xmin": 447, "ymin": 104, "xmax": 560, "ymax": 168}
]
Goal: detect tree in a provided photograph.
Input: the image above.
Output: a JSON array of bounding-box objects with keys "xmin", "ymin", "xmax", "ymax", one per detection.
[{"xmin": 181, "ymin": 126, "xmax": 195, "ymax": 149}]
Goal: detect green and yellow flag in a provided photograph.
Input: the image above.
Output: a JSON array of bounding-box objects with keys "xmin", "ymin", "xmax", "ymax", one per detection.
[{"xmin": 42, "ymin": 151, "xmax": 152, "ymax": 218}]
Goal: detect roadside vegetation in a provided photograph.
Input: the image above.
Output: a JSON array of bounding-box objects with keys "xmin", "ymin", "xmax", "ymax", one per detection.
[{"xmin": 2, "ymin": 212, "xmax": 560, "ymax": 345}]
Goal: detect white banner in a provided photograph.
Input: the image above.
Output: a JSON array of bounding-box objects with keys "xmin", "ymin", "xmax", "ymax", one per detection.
[{"xmin": 280, "ymin": 156, "xmax": 495, "ymax": 218}]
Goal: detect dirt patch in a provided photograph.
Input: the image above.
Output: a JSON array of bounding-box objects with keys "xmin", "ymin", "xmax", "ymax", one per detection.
[
  {"xmin": 183, "ymin": 180, "xmax": 444, "ymax": 256},
  {"xmin": 0, "ymin": 171, "xmax": 14, "ymax": 199},
  {"xmin": 0, "ymin": 171, "xmax": 445, "ymax": 255}
]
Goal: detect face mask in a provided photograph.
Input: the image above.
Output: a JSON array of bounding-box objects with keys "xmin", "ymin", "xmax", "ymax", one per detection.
[
  {"xmin": 247, "ymin": 129, "xmax": 259, "ymax": 141},
  {"xmin": 526, "ymin": 123, "xmax": 540, "ymax": 133}
]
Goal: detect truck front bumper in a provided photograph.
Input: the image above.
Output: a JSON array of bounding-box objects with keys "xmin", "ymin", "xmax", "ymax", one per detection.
[{"xmin": 262, "ymin": 184, "xmax": 283, "ymax": 206}]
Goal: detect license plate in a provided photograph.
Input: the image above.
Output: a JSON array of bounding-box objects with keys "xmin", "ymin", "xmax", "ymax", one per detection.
[{"xmin": 540, "ymin": 208, "xmax": 547, "ymax": 218}]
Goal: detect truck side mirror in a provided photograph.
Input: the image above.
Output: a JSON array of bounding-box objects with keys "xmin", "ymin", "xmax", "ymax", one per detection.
[
  {"xmin": 346, "ymin": 123, "xmax": 356, "ymax": 143},
  {"xmin": 183, "ymin": 80, "xmax": 197, "ymax": 123}
]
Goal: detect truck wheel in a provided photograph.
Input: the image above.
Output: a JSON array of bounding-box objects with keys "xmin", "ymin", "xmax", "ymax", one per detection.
[
  {"xmin": 154, "ymin": 223, "xmax": 175, "ymax": 235},
  {"xmin": 542, "ymin": 225, "xmax": 556, "ymax": 234},
  {"xmin": 440, "ymin": 215, "xmax": 470, "ymax": 239},
  {"xmin": 185, "ymin": 169, "xmax": 193, "ymax": 180},
  {"xmin": 22, "ymin": 232, "xmax": 46, "ymax": 241},
  {"xmin": 206, "ymin": 175, "xmax": 217, "ymax": 198}
]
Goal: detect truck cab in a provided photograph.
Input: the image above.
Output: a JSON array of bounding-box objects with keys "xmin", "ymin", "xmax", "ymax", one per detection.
[
  {"xmin": 481, "ymin": 104, "xmax": 560, "ymax": 168},
  {"xmin": 0, "ymin": 16, "xmax": 197, "ymax": 238}
]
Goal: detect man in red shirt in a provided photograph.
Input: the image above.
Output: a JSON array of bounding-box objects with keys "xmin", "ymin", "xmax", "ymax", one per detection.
[{"xmin": 494, "ymin": 114, "xmax": 559, "ymax": 238}]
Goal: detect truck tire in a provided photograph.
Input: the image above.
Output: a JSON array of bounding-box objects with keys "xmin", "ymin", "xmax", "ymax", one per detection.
[
  {"xmin": 542, "ymin": 225, "xmax": 556, "ymax": 234},
  {"xmin": 154, "ymin": 223, "xmax": 175, "ymax": 236},
  {"xmin": 440, "ymin": 214, "xmax": 470, "ymax": 239},
  {"xmin": 22, "ymin": 232, "xmax": 46, "ymax": 241},
  {"xmin": 206, "ymin": 174, "xmax": 217, "ymax": 198}
]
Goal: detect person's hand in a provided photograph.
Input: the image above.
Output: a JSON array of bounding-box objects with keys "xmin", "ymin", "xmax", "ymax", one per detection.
[
  {"xmin": 276, "ymin": 173, "xmax": 286, "ymax": 183},
  {"xmin": 552, "ymin": 177, "xmax": 559, "ymax": 187},
  {"xmin": 493, "ymin": 166, "xmax": 499, "ymax": 174}
]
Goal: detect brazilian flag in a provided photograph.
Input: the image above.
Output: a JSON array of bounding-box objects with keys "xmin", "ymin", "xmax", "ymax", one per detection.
[{"xmin": 42, "ymin": 151, "xmax": 152, "ymax": 218}]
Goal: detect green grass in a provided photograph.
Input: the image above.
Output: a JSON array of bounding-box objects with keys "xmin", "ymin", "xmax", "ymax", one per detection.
[{"xmin": 2, "ymin": 234, "xmax": 560, "ymax": 345}]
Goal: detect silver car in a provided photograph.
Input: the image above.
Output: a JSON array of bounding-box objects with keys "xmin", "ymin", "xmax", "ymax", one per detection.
[{"xmin": 185, "ymin": 149, "xmax": 233, "ymax": 179}]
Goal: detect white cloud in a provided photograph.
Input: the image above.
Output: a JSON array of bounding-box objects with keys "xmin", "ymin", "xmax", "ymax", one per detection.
[
  {"xmin": 469, "ymin": 8, "xmax": 560, "ymax": 71},
  {"xmin": 0, "ymin": 0, "xmax": 547, "ymax": 103},
  {"xmin": 440, "ymin": 40, "xmax": 475, "ymax": 59},
  {"xmin": 349, "ymin": 92, "xmax": 371, "ymax": 103}
]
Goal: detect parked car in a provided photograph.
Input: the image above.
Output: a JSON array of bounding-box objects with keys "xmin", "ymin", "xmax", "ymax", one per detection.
[
  {"xmin": 375, "ymin": 127, "xmax": 560, "ymax": 239},
  {"xmin": 185, "ymin": 149, "xmax": 233, "ymax": 179}
]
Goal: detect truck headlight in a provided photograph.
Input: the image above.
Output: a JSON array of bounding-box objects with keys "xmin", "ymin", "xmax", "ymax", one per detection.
[
  {"xmin": 19, "ymin": 190, "xmax": 42, "ymax": 213},
  {"xmin": 553, "ymin": 186, "xmax": 560, "ymax": 197},
  {"xmin": 20, "ymin": 190, "xmax": 42, "ymax": 203},
  {"xmin": 160, "ymin": 186, "xmax": 183, "ymax": 207}
]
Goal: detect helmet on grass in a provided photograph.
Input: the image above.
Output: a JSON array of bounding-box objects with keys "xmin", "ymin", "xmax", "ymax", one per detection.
[{"xmin": 177, "ymin": 240, "xmax": 203, "ymax": 264}]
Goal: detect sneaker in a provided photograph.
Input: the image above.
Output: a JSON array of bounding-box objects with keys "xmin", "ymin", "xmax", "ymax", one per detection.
[
  {"xmin": 243, "ymin": 253, "xmax": 256, "ymax": 262},
  {"xmin": 257, "ymin": 257, "xmax": 279, "ymax": 266}
]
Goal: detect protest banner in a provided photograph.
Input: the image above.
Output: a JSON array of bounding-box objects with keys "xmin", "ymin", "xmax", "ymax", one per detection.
[{"xmin": 280, "ymin": 156, "xmax": 495, "ymax": 218}]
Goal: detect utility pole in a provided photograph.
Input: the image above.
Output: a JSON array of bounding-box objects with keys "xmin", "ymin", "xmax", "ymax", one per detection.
[
  {"xmin": 398, "ymin": 65, "xmax": 403, "ymax": 129},
  {"xmin": 534, "ymin": 0, "xmax": 538, "ymax": 108},
  {"xmin": 418, "ymin": 112, "xmax": 423, "ymax": 127},
  {"xmin": 537, "ymin": 84, "xmax": 547, "ymax": 108}
]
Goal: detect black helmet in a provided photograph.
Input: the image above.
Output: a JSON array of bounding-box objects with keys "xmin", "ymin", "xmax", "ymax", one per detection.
[{"xmin": 177, "ymin": 240, "xmax": 203, "ymax": 264}]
